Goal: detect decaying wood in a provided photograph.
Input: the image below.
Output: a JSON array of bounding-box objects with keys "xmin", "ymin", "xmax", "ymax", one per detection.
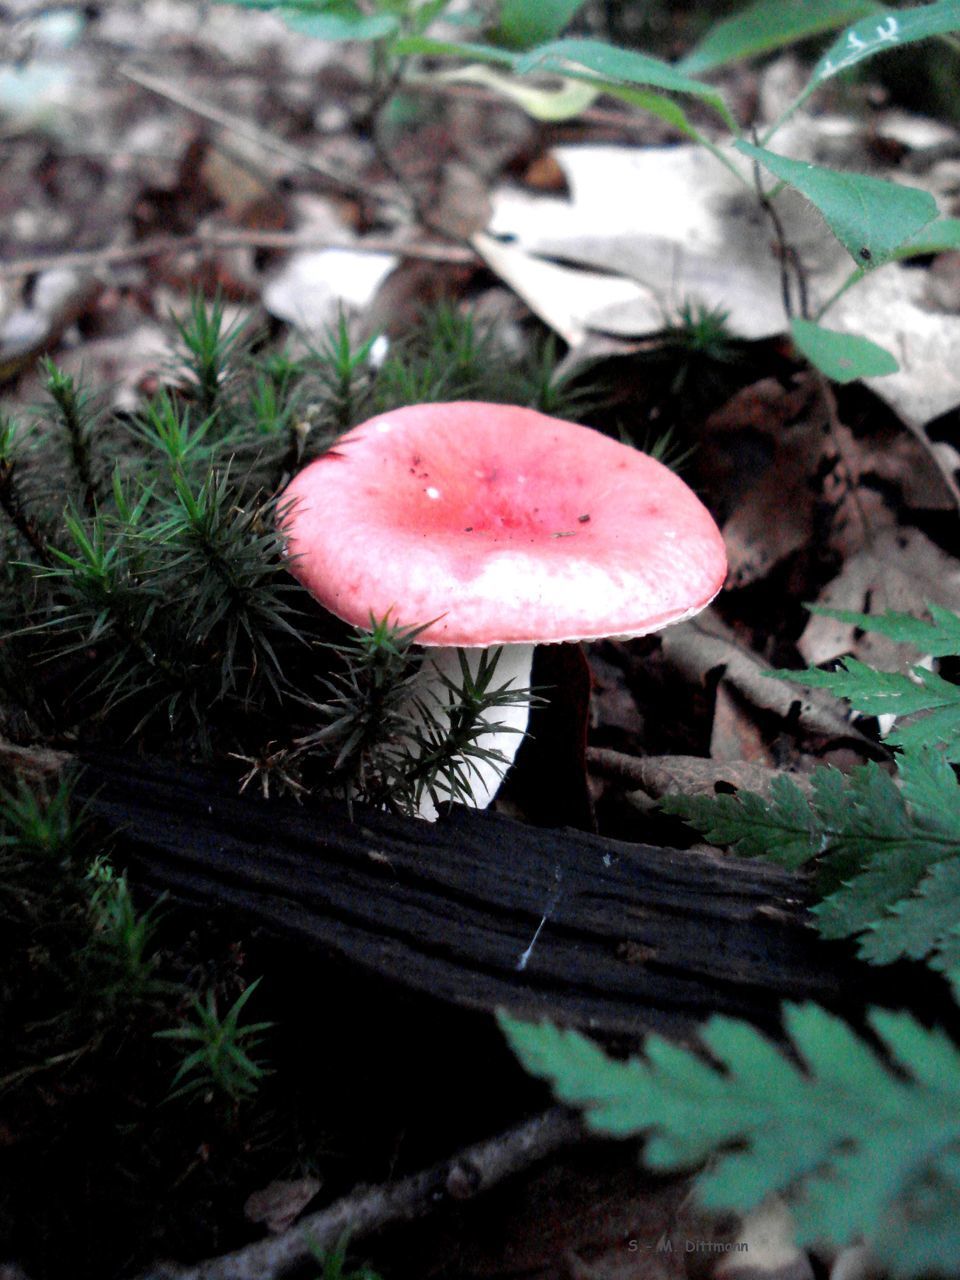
[{"xmin": 76, "ymin": 755, "xmax": 920, "ymax": 1040}]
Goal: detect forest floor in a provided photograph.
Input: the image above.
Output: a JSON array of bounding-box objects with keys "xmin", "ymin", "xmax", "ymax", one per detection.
[{"xmin": 3, "ymin": 3, "xmax": 960, "ymax": 1279}]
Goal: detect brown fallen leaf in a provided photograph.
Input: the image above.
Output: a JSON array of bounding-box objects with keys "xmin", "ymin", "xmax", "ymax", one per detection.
[
  {"xmin": 720, "ymin": 422, "xmax": 824, "ymax": 590},
  {"xmin": 586, "ymin": 747, "xmax": 814, "ymax": 803},
  {"xmin": 661, "ymin": 610, "xmax": 868, "ymax": 745},
  {"xmin": 706, "ymin": 374, "xmax": 953, "ymax": 589},
  {"xmin": 710, "ymin": 683, "xmax": 775, "ymax": 766},
  {"xmin": 798, "ymin": 527, "xmax": 960, "ymax": 668},
  {"xmin": 243, "ymin": 1176, "xmax": 322, "ymax": 1236}
]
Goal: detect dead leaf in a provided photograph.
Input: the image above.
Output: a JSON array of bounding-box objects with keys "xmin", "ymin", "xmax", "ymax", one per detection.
[
  {"xmin": 829, "ymin": 262, "xmax": 960, "ymax": 426},
  {"xmin": 200, "ymin": 146, "xmax": 285, "ymax": 228},
  {"xmin": 662, "ymin": 610, "xmax": 865, "ymax": 745},
  {"xmin": 243, "ymin": 1176, "xmax": 322, "ymax": 1235},
  {"xmin": 487, "ymin": 142, "xmax": 844, "ymax": 343},
  {"xmin": 263, "ymin": 248, "xmax": 397, "ymax": 333},
  {"xmin": 0, "ymin": 268, "xmax": 101, "ymax": 383},
  {"xmin": 706, "ymin": 371, "xmax": 955, "ymax": 589},
  {"xmin": 486, "ymin": 133, "xmax": 960, "ymax": 423},
  {"xmin": 710, "ymin": 684, "xmax": 775, "ymax": 766},
  {"xmin": 720, "ymin": 423, "xmax": 821, "ymax": 589},
  {"xmin": 430, "ymin": 161, "xmax": 492, "ymax": 240},
  {"xmin": 471, "ymin": 230, "xmax": 653, "ymax": 348},
  {"xmin": 798, "ymin": 527, "xmax": 960, "ymax": 667}
]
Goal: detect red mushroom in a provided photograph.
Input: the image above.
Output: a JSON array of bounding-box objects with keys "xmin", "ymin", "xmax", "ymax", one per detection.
[{"xmin": 281, "ymin": 402, "xmax": 727, "ymax": 817}]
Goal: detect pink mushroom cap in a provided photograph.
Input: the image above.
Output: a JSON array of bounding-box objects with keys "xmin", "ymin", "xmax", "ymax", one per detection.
[{"xmin": 280, "ymin": 402, "xmax": 727, "ymax": 647}]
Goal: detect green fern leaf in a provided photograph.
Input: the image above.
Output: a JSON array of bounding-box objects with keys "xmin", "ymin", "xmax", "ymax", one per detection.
[
  {"xmin": 500, "ymin": 1003, "xmax": 960, "ymax": 1273},
  {"xmin": 897, "ymin": 746, "xmax": 960, "ymax": 837},
  {"xmin": 667, "ymin": 748, "xmax": 960, "ymax": 966},
  {"xmin": 776, "ymin": 659, "xmax": 960, "ymax": 745},
  {"xmin": 808, "ymin": 603, "xmax": 960, "ymax": 657},
  {"xmin": 774, "ymin": 603, "xmax": 960, "ymax": 758},
  {"xmin": 859, "ymin": 859, "xmax": 960, "ymax": 970},
  {"xmin": 660, "ymin": 773, "xmax": 820, "ymax": 868}
]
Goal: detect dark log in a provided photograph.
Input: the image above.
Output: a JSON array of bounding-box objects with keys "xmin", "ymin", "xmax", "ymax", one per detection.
[{"xmin": 76, "ymin": 754, "xmax": 919, "ymax": 1038}]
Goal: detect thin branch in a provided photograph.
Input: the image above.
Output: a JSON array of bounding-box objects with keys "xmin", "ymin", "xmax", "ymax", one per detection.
[
  {"xmin": 0, "ymin": 459, "xmax": 54, "ymax": 566},
  {"xmin": 141, "ymin": 1108, "xmax": 583, "ymax": 1280},
  {"xmin": 0, "ymin": 229, "xmax": 475, "ymax": 281},
  {"xmin": 117, "ymin": 64, "xmax": 399, "ymax": 206},
  {"xmin": 747, "ymin": 144, "xmax": 809, "ymax": 322}
]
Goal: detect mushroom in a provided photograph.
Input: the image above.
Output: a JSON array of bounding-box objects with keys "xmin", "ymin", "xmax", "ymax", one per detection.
[{"xmin": 280, "ymin": 402, "xmax": 726, "ymax": 818}]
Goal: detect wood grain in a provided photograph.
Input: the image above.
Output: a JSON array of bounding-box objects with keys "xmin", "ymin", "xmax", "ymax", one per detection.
[{"xmin": 78, "ymin": 754, "xmax": 917, "ymax": 1039}]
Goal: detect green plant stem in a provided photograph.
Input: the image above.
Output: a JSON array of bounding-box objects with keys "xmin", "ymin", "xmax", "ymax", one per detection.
[
  {"xmin": 815, "ymin": 265, "xmax": 866, "ymax": 320},
  {"xmin": 48, "ymin": 374, "xmax": 101, "ymax": 514},
  {"xmin": 749, "ymin": 152, "xmax": 808, "ymax": 320},
  {"xmin": 0, "ymin": 460, "xmax": 54, "ymax": 566},
  {"xmin": 760, "ymin": 79, "xmax": 820, "ymax": 146},
  {"xmin": 696, "ymin": 133, "xmax": 753, "ymax": 187}
]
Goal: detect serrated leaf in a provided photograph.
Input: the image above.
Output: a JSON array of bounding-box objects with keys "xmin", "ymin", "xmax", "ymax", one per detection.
[
  {"xmin": 860, "ymin": 857, "xmax": 960, "ymax": 967},
  {"xmin": 499, "ymin": 1013, "xmax": 652, "ymax": 1135},
  {"xmin": 500, "ymin": 1001, "xmax": 960, "ymax": 1269},
  {"xmin": 736, "ymin": 141, "xmax": 939, "ymax": 268},
  {"xmin": 897, "ymin": 747, "xmax": 960, "ymax": 836},
  {"xmin": 807, "ymin": 603, "xmax": 960, "ymax": 657},
  {"xmin": 668, "ymin": 745, "xmax": 960, "ymax": 963},
  {"xmin": 679, "ymin": 0, "xmax": 880, "ymax": 74},
  {"xmin": 814, "ymin": 0, "xmax": 960, "ymax": 82},
  {"xmin": 514, "ymin": 38, "xmax": 736, "ymax": 129},
  {"xmin": 661, "ymin": 773, "xmax": 820, "ymax": 869},
  {"xmin": 492, "ymin": 0, "xmax": 589, "ymax": 49},
  {"xmin": 790, "ymin": 318, "xmax": 898, "ymax": 382},
  {"xmin": 775, "ymin": 659, "xmax": 960, "ymax": 757},
  {"xmin": 871, "ymin": 1007, "xmax": 960, "ymax": 1089},
  {"xmin": 816, "ymin": 843, "xmax": 947, "ymax": 940}
]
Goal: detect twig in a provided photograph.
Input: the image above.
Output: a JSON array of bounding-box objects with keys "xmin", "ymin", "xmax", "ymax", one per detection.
[
  {"xmin": 141, "ymin": 1108, "xmax": 583, "ymax": 1280},
  {"xmin": 0, "ymin": 459, "xmax": 54, "ymax": 566},
  {"xmin": 0, "ymin": 737, "xmax": 72, "ymax": 781},
  {"xmin": 0, "ymin": 229, "xmax": 476, "ymax": 281},
  {"xmin": 117, "ymin": 64, "xmax": 398, "ymax": 206},
  {"xmin": 747, "ymin": 139, "xmax": 809, "ymax": 322}
]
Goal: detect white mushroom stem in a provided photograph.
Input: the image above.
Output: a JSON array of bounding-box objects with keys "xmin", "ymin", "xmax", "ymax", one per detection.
[{"xmin": 413, "ymin": 644, "xmax": 535, "ymax": 822}]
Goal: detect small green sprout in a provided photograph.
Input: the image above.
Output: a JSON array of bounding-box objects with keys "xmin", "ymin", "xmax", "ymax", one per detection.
[{"xmin": 155, "ymin": 977, "xmax": 274, "ymax": 1104}]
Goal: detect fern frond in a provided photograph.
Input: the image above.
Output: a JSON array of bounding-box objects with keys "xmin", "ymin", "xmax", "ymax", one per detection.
[
  {"xmin": 500, "ymin": 1004, "xmax": 960, "ymax": 1276},
  {"xmin": 777, "ymin": 659, "xmax": 960, "ymax": 757},
  {"xmin": 664, "ymin": 747, "xmax": 960, "ymax": 968},
  {"xmin": 775, "ymin": 604, "xmax": 960, "ymax": 758},
  {"xmin": 808, "ymin": 603, "xmax": 960, "ymax": 657},
  {"xmin": 667, "ymin": 603, "xmax": 960, "ymax": 970}
]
